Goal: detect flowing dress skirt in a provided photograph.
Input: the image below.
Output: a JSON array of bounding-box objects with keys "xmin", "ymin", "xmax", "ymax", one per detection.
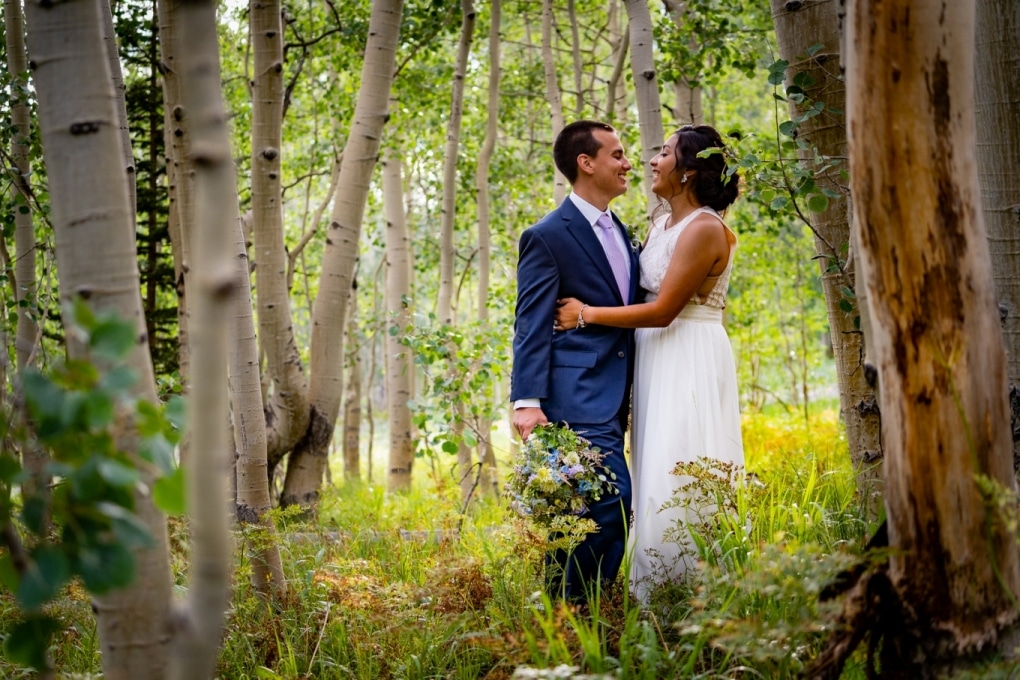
[{"xmin": 629, "ymin": 304, "xmax": 744, "ymax": 601}]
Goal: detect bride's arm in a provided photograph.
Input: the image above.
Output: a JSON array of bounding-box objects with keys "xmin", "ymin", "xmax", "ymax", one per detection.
[{"xmin": 555, "ymin": 215, "xmax": 728, "ymax": 329}]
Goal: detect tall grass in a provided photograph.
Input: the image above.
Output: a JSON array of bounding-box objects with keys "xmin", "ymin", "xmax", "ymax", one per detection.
[{"xmin": 0, "ymin": 407, "xmax": 879, "ymax": 678}]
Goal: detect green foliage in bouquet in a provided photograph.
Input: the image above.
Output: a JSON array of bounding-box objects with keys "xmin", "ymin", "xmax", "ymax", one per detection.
[{"xmin": 505, "ymin": 424, "xmax": 619, "ymax": 529}]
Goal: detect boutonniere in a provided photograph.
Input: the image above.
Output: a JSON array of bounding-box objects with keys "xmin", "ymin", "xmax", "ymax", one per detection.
[{"xmin": 625, "ymin": 224, "xmax": 641, "ymax": 252}]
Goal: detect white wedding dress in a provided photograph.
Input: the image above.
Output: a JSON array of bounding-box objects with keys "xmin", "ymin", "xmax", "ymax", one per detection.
[{"xmin": 629, "ymin": 206, "xmax": 745, "ymax": 601}]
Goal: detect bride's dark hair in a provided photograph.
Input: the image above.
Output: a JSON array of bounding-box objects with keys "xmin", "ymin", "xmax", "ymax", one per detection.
[{"xmin": 660, "ymin": 124, "xmax": 740, "ymax": 213}]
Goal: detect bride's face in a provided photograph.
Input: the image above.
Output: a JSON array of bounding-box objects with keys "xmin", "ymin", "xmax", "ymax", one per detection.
[{"xmin": 650, "ymin": 134, "xmax": 685, "ymax": 200}]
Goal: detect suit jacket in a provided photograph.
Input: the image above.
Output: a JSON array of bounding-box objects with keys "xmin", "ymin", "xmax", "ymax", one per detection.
[{"xmin": 510, "ymin": 197, "xmax": 640, "ymax": 427}]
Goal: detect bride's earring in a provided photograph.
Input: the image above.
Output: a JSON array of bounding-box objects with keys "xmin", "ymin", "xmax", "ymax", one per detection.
[{"xmin": 681, "ymin": 174, "xmax": 688, "ymax": 184}]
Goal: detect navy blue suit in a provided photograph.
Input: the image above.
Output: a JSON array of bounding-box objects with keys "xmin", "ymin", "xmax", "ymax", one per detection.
[{"xmin": 510, "ymin": 197, "xmax": 638, "ymax": 602}]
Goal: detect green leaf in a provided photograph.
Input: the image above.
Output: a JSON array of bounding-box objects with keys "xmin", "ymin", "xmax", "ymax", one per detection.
[
  {"xmin": 71, "ymin": 297, "xmax": 97, "ymax": 330},
  {"xmin": 75, "ymin": 542, "xmax": 135, "ymax": 594},
  {"xmin": 108, "ymin": 512, "xmax": 155, "ymax": 550},
  {"xmin": 769, "ymin": 196, "xmax": 790, "ymax": 211},
  {"xmin": 18, "ymin": 545, "xmax": 70, "ymax": 610},
  {"xmin": 767, "ymin": 59, "xmax": 789, "ymax": 86},
  {"xmin": 441, "ymin": 440, "xmax": 459, "ymax": 454},
  {"xmin": 839, "ymin": 298, "xmax": 854, "ymax": 313},
  {"xmin": 21, "ymin": 496, "xmax": 48, "ymax": 535},
  {"xmin": 807, "ymin": 193, "xmax": 829, "ymax": 213},
  {"xmin": 778, "ymin": 120, "xmax": 797, "ymax": 138},
  {"xmin": 22, "ymin": 370, "xmax": 63, "ymax": 423},
  {"xmin": 153, "ymin": 466, "xmax": 186, "ymax": 516},
  {"xmin": 139, "ymin": 434, "xmax": 177, "ymax": 474},
  {"xmin": 0, "ymin": 454, "xmax": 22, "ymax": 483},
  {"xmin": 83, "ymin": 390, "xmax": 115, "ymax": 430},
  {"xmin": 90, "ymin": 317, "xmax": 136, "ymax": 361},
  {"xmin": 792, "ymin": 71, "xmax": 815, "ymax": 89},
  {"xmin": 101, "ymin": 365, "xmax": 138, "ymax": 394},
  {"xmin": 97, "ymin": 459, "xmax": 139, "ymax": 489},
  {"xmin": 70, "ymin": 459, "xmax": 106, "ymax": 502},
  {"xmin": 4, "ymin": 614, "xmax": 61, "ymax": 671},
  {"xmin": 163, "ymin": 396, "xmax": 186, "ymax": 432},
  {"xmin": 841, "ymin": 286, "xmax": 857, "ymax": 300},
  {"xmin": 0, "ymin": 552, "xmax": 20, "ymax": 593}
]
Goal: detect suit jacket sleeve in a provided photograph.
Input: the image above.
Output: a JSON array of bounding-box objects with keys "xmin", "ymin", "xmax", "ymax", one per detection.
[{"xmin": 510, "ymin": 228, "xmax": 558, "ymax": 403}]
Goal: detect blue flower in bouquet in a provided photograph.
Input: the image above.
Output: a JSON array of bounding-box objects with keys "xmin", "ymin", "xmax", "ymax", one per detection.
[{"xmin": 505, "ymin": 423, "xmax": 619, "ymax": 529}]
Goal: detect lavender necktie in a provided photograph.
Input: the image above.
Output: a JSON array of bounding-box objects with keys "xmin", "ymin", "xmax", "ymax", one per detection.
[{"xmin": 596, "ymin": 212, "xmax": 630, "ymax": 302}]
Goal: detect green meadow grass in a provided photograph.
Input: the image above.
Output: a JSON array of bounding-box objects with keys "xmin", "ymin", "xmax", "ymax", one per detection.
[{"xmin": 1, "ymin": 406, "xmax": 882, "ymax": 678}]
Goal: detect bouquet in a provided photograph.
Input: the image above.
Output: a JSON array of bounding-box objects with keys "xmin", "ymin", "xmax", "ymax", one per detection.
[{"xmin": 505, "ymin": 423, "xmax": 619, "ymax": 528}]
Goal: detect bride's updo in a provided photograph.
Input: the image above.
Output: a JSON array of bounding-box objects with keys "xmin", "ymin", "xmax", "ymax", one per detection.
[{"xmin": 674, "ymin": 124, "xmax": 739, "ymax": 212}]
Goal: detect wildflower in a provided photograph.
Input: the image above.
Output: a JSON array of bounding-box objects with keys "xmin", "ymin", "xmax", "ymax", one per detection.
[{"xmin": 504, "ymin": 423, "xmax": 619, "ymax": 529}]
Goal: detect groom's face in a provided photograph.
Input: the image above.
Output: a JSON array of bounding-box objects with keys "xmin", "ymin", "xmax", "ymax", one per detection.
[{"xmin": 585, "ymin": 129, "xmax": 632, "ymax": 202}]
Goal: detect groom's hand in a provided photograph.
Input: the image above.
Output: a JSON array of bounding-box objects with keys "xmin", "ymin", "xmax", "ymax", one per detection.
[{"xmin": 513, "ymin": 407, "xmax": 549, "ymax": 441}]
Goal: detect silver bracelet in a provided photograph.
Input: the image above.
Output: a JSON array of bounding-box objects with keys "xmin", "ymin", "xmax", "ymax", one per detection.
[{"xmin": 577, "ymin": 304, "xmax": 589, "ymax": 329}]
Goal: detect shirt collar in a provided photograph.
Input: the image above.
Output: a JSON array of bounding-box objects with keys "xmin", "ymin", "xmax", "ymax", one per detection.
[{"xmin": 568, "ymin": 192, "xmax": 611, "ymax": 227}]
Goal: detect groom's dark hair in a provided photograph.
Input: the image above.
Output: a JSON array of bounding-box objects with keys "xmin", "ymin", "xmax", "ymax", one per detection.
[{"xmin": 554, "ymin": 120, "xmax": 616, "ymax": 185}]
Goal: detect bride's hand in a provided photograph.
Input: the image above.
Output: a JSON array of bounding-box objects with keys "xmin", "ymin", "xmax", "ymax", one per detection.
[{"xmin": 554, "ymin": 298, "xmax": 584, "ymax": 331}]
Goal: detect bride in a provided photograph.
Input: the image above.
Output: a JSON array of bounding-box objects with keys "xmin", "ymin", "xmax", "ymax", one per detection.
[{"xmin": 553, "ymin": 124, "xmax": 744, "ymax": 600}]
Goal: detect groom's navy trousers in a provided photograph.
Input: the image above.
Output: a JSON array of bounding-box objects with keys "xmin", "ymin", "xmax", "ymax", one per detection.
[{"xmin": 511, "ymin": 197, "xmax": 639, "ymax": 602}]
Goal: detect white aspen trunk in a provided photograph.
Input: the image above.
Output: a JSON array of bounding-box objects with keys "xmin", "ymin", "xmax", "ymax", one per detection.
[
  {"xmin": 846, "ymin": 0, "xmax": 1020, "ymax": 663},
  {"xmin": 541, "ymin": 0, "xmax": 566, "ymax": 204},
  {"xmin": 4, "ymin": 0, "xmax": 47, "ymax": 507},
  {"xmin": 662, "ymin": 0, "xmax": 702, "ymax": 125},
  {"xmin": 976, "ymin": 0, "xmax": 1020, "ymax": 387},
  {"xmin": 250, "ymin": 0, "xmax": 310, "ymax": 464},
  {"xmin": 623, "ymin": 0, "xmax": 664, "ymax": 214},
  {"xmin": 434, "ymin": 0, "xmax": 477, "ymax": 502},
  {"xmin": 99, "ymin": 0, "xmax": 136, "ymax": 218},
  {"xmin": 171, "ymin": 3, "xmax": 234, "ymax": 675},
  {"xmin": 605, "ymin": 0, "xmax": 629, "ymax": 125},
  {"xmin": 229, "ymin": 200, "xmax": 287, "ymax": 598},
  {"xmin": 770, "ymin": 0, "xmax": 882, "ymax": 503},
  {"xmin": 156, "ymin": 0, "xmax": 192, "ymax": 390},
  {"xmin": 438, "ymin": 0, "xmax": 475, "ymax": 325},
  {"xmin": 23, "ymin": 2, "xmax": 173, "ymax": 676},
  {"xmin": 281, "ymin": 0, "xmax": 404, "ymax": 507},
  {"xmin": 382, "ymin": 148, "xmax": 414, "ymax": 492},
  {"xmin": 5, "ymin": 0, "xmax": 39, "ymax": 371},
  {"xmin": 566, "ymin": 0, "xmax": 583, "ymax": 116},
  {"xmin": 342, "ymin": 293, "xmax": 361, "ymax": 481},
  {"xmin": 475, "ymin": 0, "xmax": 502, "ymax": 496}
]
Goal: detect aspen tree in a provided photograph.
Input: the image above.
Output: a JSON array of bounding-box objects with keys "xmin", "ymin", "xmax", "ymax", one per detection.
[
  {"xmin": 281, "ymin": 0, "xmax": 404, "ymax": 507},
  {"xmin": 623, "ymin": 0, "xmax": 664, "ymax": 214},
  {"xmin": 250, "ymin": 0, "xmax": 311, "ymax": 463},
  {"xmin": 541, "ymin": 0, "xmax": 566, "ymax": 204},
  {"xmin": 817, "ymin": 0, "xmax": 1020, "ymax": 672},
  {"xmin": 976, "ymin": 0, "xmax": 1020, "ymax": 446},
  {"xmin": 770, "ymin": 0, "xmax": 882, "ymax": 500},
  {"xmin": 23, "ymin": 1, "xmax": 173, "ymax": 674},
  {"xmin": 382, "ymin": 148, "xmax": 415, "ymax": 492},
  {"xmin": 171, "ymin": 1, "xmax": 235, "ymax": 673}
]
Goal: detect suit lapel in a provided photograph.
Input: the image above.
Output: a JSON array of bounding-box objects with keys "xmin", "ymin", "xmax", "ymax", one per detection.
[{"xmin": 560, "ymin": 200, "xmax": 626, "ymax": 304}]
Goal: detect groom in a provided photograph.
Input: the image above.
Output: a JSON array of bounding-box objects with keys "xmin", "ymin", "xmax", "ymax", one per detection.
[{"xmin": 511, "ymin": 120, "xmax": 638, "ymax": 603}]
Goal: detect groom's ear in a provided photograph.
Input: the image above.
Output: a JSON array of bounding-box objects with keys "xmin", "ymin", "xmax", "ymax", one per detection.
[{"xmin": 576, "ymin": 154, "xmax": 595, "ymax": 177}]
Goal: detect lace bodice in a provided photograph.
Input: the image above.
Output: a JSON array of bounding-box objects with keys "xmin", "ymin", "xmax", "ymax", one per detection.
[{"xmin": 638, "ymin": 206, "xmax": 736, "ymax": 310}]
